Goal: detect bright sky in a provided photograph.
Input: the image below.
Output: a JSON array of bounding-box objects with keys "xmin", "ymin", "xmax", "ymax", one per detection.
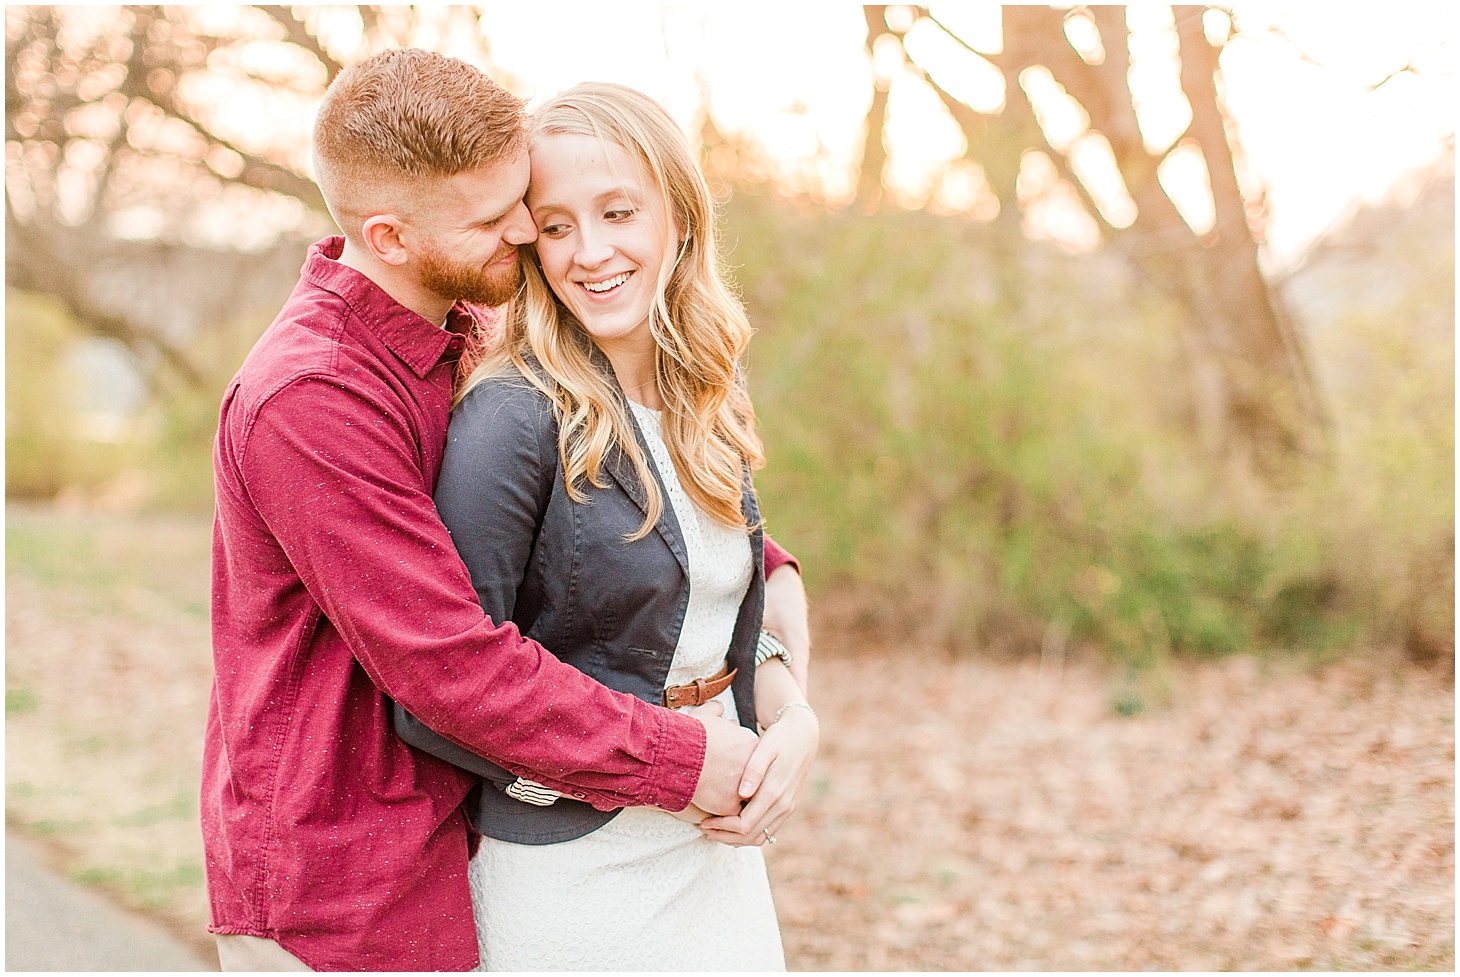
[{"xmin": 471, "ymin": 2, "xmax": 1456, "ymax": 270}]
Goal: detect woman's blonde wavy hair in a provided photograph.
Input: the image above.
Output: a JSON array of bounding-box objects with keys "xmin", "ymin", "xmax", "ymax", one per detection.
[{"xmin": 459, "ymin": 82, "xmax": 763, "ymax": 540}]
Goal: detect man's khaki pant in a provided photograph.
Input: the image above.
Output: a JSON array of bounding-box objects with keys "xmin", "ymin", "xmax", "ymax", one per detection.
[{"xmin": 215, "ymin": 934, "xmax": 314, "ymax": 971}]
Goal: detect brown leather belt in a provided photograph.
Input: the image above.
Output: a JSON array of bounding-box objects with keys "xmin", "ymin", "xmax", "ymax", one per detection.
[{"xmin": 662, "ymin": 664, "xmax": 737, "ymax": 709}]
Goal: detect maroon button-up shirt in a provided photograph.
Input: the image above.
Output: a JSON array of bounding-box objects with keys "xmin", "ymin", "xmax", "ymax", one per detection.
[{"xmin": 204, "ymin": 238, "xmax": 797, "ymax": 971}]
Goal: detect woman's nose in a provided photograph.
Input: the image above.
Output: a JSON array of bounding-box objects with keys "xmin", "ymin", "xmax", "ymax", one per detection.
[{"xmin": 574, "ymin": 235, "xmax": 614, "ymax": 269}]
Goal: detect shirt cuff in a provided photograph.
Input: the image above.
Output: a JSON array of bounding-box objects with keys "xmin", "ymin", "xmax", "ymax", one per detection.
[
  {"xmin": 636, "ymin": 706, "xmax": 707, "ymax": 812},
  {"xmin": 764, "ymin": 536, "xmax": 799, "ymax": 578}
]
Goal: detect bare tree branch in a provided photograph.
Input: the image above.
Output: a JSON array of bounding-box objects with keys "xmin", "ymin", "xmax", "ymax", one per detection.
[
  {"xmin": 256, "ymin": 5, "xmax": 345, "ymax": 81},
  {"xmin": 1368, "ymin": 61, "xmax": 1419, "ymax": 91},
  {"xmin": 5, "ymin": 3, "xmax": 334, "ymax": 390},
  {"xmin": 6, "ymin": 195, "xmax": 208, "ymax": 387}
]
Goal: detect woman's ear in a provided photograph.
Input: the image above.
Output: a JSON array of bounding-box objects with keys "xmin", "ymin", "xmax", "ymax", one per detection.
[{"xmin": 360, "ymin": 214, "xmax": 410, "ymax": 267}]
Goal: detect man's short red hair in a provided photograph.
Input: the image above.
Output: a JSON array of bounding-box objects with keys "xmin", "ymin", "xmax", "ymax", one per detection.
[{"xmin": 312, "ymin": 48, "xmax": 527, "ymax": 241}]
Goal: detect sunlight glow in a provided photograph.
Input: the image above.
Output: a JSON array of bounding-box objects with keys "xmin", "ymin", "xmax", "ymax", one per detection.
[
  {"xmin": 1127, "ymin": 5, "xmax": 1193, "ymax": 156},
  {"xmin": 884, "ymin": 5, "xmax": 917, "ymax": 35},
  {"xmin": 1068, "ymin": 133, "xmax": 1138, "ymax": 229},
  {"xmin": 1063, "ymin": 10, "xmax": 1106, "ymax": 65},
  {"xmin": 473, "ymin": 2, "xmax": 1454, "ymax": 264},
  {"xmin": 1019, "ymin": 66, "xmax": 1091, "ymax": 154},
  {"xmin": 1202, "ymin": 8, "xmax": 1234, "ymax": 47},
  {"xmin": 1022, "ymin": 175, "xmax": 1102, "ymax": 254},
  {"xmin": 929, "ymin": 158, "xmax": 1001, "ymax": 221},
  {"xmin": 903, "ymin": 17, "xmax": 1006, "ymax": 114},
  {"xmin": 872, "ymin": 32, "xmax": 906, "ymax": 87},
  {"xmin": 1158, "ymin": 140, "xmax": 1218, "ymax": 236},
  {"xmin": 107, "ymin": 205, "xmax": 169, "ymax": 241},
  {"xmin": 884, "ymin": 66, "xmax": 968, "ymax": 207},
  {"xmin": 22, "ymin": 3, "xmax": 1445, "ymax": 267}
]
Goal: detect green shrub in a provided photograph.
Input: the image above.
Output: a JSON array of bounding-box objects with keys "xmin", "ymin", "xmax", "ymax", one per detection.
[
  {"xmin": 729, "ymin": 189, "xmax": 1449, "ymax": 663},
  {"xmin": 146, "ymin": 313, "xmax": 273, "ymax": 512},
  {"xmin": 5, "ymin": 288, "xmax": 265, "ymax": 512},
  {"xmin": 5, "ymin": 291, "xmax": 141, "ymax": 497}
]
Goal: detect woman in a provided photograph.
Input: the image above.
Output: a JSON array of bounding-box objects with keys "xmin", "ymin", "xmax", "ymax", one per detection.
[{"xmin": 397, "ymin": 82, "xmax": 819, "ymax": 971}]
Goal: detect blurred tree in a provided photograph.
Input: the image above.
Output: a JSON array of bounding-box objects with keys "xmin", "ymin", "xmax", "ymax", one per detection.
[
  {"xmin": 859, "ymin": 5, "xmax": 1328, "ymax": 481},
  {"xmin": 4, "ymin": 4, "xmax": 496, "ymax": 390}
]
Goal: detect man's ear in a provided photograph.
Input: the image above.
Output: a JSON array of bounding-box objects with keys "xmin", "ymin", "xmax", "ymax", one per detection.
[{"xmin": 360, "ymin": 214, "xmax": 411, "ymax": 267}]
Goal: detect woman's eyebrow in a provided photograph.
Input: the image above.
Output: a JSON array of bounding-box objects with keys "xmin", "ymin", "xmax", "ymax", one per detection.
[{"xmin": 529, "ymin": 186, "xmax": 642, "ymax": 216}]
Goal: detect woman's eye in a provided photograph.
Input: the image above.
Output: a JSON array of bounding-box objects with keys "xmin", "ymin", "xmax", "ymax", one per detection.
[
  {"xmin": 606, "ymin": 208, "xmax": 637, "ymax": 221},
  {"xmin": 539, "ymin": 223, "xmax": 567, "ymax": 237}
]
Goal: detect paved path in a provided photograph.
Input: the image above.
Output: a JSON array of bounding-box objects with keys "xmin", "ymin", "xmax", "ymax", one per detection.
[{"xmin": 5, "ymin": 834, "xmax": 218, "ymax": 972}]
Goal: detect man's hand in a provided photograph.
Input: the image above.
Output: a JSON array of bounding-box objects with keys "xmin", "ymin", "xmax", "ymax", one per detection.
[
  {"xmin": 698, "ymin": 704, "xmax": 819, "ymax": 846},
  {"xmin": 686, "ymin": 702, "xmax": 758, "ymax": 816},
  {"xmin": 762, "ymin": 563, "xmax": 812, "ymax": 695},
  {"xmin": 664, "ymin": 801, "xmax": 710, "ymax": 825}
]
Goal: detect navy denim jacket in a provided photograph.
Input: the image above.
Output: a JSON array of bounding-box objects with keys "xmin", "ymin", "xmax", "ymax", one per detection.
[{"xmin": 395, "ymin": 363, "xmax": 765, "ymax": 844}]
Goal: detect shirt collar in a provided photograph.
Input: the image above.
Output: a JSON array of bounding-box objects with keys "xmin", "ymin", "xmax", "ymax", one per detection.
[{"xmin": 301, "ymin": 236, "xmax": 474, "ymax": 379}]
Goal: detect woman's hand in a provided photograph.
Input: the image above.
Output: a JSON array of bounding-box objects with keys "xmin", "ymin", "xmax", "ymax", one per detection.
[{"xmin": 697, "ymin": 700, "xmax": 819, "ymax": 847}]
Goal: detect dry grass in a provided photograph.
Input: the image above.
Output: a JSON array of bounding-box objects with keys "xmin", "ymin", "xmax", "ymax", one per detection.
[{"xmin": 6, "ymin": 504, "xmax": 1454, "ymax": 970}]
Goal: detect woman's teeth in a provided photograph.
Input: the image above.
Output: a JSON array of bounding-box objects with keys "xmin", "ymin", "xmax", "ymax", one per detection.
[{"xmin": 582, "ymin": 272, "xmax": 631, "ymax": 294}]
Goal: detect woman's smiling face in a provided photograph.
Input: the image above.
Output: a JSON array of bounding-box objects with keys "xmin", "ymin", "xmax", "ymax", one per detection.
[{"xmin": 526, "ymin": 132, "xmax": 677, "ymax": 358}]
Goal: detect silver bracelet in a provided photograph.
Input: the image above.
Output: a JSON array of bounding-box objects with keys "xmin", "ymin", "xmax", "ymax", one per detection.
[{"xmin": 772, "ymin": 700, "xmax": 817, "ymax": 726}]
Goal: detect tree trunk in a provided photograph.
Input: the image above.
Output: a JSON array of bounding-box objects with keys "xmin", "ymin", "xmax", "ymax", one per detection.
[
  {"xmin": 888, "ymin": 4, "xmax": 1328, "ymax": 479},
  {"xmin": 857, "ymin": 5, "xmax": 893, "ymax": 210},
  {"xmin": 1167, "ymin": 5, "xmax": 1328, "ymax": 472}
]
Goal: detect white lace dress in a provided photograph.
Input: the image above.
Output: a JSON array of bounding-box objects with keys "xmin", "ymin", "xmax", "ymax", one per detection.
[{"xmin": 466, "ymin": 401, "xmax": 786, "ymax": 972}]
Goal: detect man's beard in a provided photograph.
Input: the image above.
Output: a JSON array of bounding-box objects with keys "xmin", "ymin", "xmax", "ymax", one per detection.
[{"xmin": 416, "ymin": 240, "xmax": 522, "ymax": 308}]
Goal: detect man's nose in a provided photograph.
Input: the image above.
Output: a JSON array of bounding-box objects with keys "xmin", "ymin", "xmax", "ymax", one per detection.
[{"xmin": 502, "ymin": 200, "xmax": 536, "ymax": 246}]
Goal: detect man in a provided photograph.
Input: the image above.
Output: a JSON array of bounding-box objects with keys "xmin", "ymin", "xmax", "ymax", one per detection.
[{"xmin": 204, "ymin": 48, "xmax": 809, "ymax": 972}]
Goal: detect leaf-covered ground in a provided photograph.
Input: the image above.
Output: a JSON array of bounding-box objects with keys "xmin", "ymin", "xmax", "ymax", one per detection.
[
  {"xmin": 6, "ymin": 506, "xmax": 1454, "ymax": 970},
  {"xmin": 769, "ymin": 649, "xmax": 1454, "ymax": 970}
]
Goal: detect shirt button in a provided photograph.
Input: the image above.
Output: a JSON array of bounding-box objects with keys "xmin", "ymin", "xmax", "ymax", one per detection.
[
  {"xmin": 447, "ymin": 337, "xmax": 463, "ymax": 351},
  {"xmin": 572, "ymin": 791, "xmax": 586, "ymax": 799}
]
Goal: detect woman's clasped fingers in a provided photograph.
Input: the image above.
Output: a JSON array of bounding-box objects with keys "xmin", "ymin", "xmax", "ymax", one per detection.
[
  {"xmin": 697, "ymin": 791, "xmax": 791, "ymax": 847},
  {"xmin": 708, "ymin": 768, "xmax": 794, "ymax": 838},
  {"xmin": 698, "ymin": 711, "xmax": 816, "ymax": 846}
]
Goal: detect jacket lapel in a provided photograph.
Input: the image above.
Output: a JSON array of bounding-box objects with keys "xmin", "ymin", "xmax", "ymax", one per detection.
[
  {"xmin": 587, "ymin": 341, "xmax": 691, "ymax": 578},
  {"xmin": 607, "ymin": 409, "xmax": 692, "ymax": 579},
  {"xmin": 739, "ymin": 466, "xmax": 762, "ymax": 549},
  {"xmin": 589, "ymin": 345, "xmax": 761, "ymax": 581}
]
